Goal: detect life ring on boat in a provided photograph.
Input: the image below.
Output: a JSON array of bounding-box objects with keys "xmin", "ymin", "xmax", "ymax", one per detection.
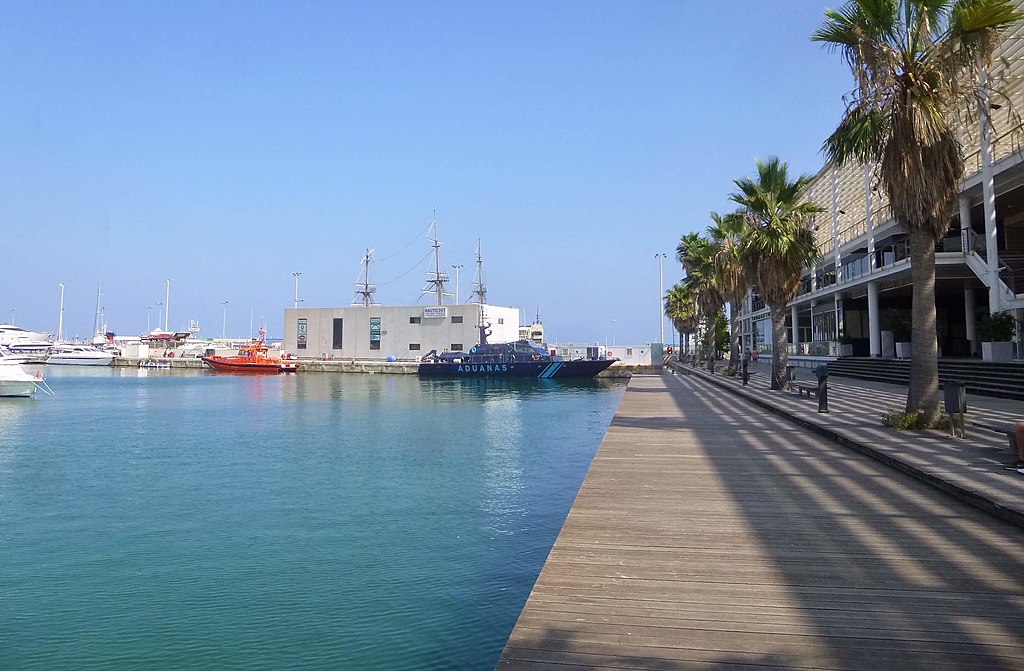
[
  {"xmin": 532, "ymin": 354, "xmax": 540, "ymax": 361},
  {"xmin": 35, "ymin": 371, "xmax": 43, "ymax": 379}
]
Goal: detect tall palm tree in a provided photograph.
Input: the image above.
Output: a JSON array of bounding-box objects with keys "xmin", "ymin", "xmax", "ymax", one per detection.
[
  {"xmin": 707, "ymin": 210, "xmax": 748, "ymax": 369},
  {"xmin": 677, "ymin": 232, "xmax": 723, "ymax": 371},
  {"xmin": 731, "ymin": 157, "xmax": 823, "ymax": 390},
  {"xmin": 665, "ymin": 283, "xmax": 698, "ymax": 358},
  {"xmin": 814, "ymin": 0, "xmax": 1022, "ymax": 421}
]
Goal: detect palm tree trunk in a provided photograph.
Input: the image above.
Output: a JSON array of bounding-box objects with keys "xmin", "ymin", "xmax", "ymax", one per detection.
[
  {"xmin": 769, "ymin": 304, "xmax": 789, "ymax": 390},
  {"xmin": 906, "ymin": 226, "xmax": 940, "ymax": 421},
  {"xmin": 729, "ymin": 303, "xmax": 740, "ymax": 371}
]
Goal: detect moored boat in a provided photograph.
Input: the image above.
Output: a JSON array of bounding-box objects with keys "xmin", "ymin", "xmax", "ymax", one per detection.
[
  {"xmin": 0, "ymin": 350, "xmax": 52, "ymax": 397},
  {"xmin": 418, "ymin": 322, "xmax": 614, "ymax": 379},
  {"xmin": 46, "ymin": 345, "xmax": 115, "ymax": 366},
  {"xmin": 201, "ymin": 327, "xmax": 298, "ymax": 374}
]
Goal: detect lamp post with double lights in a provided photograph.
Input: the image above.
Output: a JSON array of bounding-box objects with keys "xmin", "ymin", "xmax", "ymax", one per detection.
[
  {"xmin": 655, "ymin": 253, "xmax": 666, "ymax": 344},
  {"xmin": 164, "ymin": 278, "xmax": 173, "ymax": 331},
  {"xmin": 221, "ymin": 300, "xmax": 229, "ymax": 339},
  {"xmin": 451, "ymin": 265, "xmax": 463, "ymax": 304},
  {"xmin": 293, "ymin": 272, "xmax": 302, "ymax": 309}
]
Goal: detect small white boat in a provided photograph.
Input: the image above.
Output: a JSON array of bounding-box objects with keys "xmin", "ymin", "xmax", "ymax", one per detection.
[
  {"xmin": 46, "ymin": 345, "xmax": 115, "ymax": 366},
  {"xmin": 0, "ymin": 350, "xmax": 52, "ymax": 397}
]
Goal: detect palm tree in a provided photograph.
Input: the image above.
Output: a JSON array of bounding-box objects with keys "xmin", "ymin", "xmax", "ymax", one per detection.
[
  {"xmin": 665, "ymin": 283, "xmax": 698, "ymax": 359},
  {"xmin": 677, "ymin": 232, "xmax": 723, "ymax": 371},
  {"xmin": 731, "ymin": 157, "xmax": 823, "ymax": 390},
  {"xmin": 707, "ymin": 210, "xmax": 748, "ymax": 369},
  {"xmin": 814, "ymin": 0, "xmax": 1022, "ymax": 421}
]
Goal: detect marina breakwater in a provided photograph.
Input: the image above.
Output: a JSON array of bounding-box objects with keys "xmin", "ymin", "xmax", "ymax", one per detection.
[{"xmin": 113, "ymin": 357, "xmax": 640, "ymax": 376}]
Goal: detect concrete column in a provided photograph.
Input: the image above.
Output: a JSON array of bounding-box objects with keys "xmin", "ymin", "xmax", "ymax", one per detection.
[
  {"xmin": 865, "ymin": 164, "xmax": 876, "ymax": 271},
  {"xmin": 965, "ymin": 286, "xmax": 978, "ymax": 356},
  {"xmin": 831, "ymin": 165, "xmax": 842, "ymax": 283},
  {"xmin": 959, "ymin": 196, "xmax": 972, "ymax": 254},
  {"xmin": 791, "ymin": 304, "xmax": 800, "ymax": 348},
  {"xmin": 868, "ymin": 281, "xmax": 881, "ymax": 357},
  {"xmin": 979, "ymin": 66, "xmax": 1001, "ymax": 313}
]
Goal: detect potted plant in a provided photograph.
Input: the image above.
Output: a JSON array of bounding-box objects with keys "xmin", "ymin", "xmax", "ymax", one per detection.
[
  {"xmin": 838, "ymin": 334, "xmax": 854, "ymax": 358},
  {"xmin": 979, "ymin": 310, "xmax": 1016, "ymax": 362},
  {"xmin": 884, "ymin": 310, "xmax": 912, "ymax": 359}
]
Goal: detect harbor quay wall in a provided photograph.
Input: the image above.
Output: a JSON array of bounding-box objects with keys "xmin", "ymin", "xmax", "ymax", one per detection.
[{"xmin": 113, "ymin": 357, "xmax": 638, "ymax": 377}]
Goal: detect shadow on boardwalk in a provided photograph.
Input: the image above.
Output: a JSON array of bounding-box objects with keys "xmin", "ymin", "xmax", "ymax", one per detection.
[{"xmin": 499, "ymin": 373, "xmax": 1024, "ymax": 670}]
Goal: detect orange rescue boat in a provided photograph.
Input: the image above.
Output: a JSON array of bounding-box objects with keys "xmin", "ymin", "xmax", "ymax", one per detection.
[{"xmin": 201, "ymin": 327, "xmax": 298, "ymax": 374}]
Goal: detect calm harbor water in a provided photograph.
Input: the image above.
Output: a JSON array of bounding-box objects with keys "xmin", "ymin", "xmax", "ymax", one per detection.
[{"xmin": 1, "ymin": 366, "xmax": 625, "ymax": 670}]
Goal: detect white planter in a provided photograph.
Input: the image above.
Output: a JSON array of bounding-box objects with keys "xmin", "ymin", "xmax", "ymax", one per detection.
[
  {"xmin": 895, "ymin": 341, "xmax": 912, "ymax": 359},
  {"xmin": 982, "ymin": 341, "xmax": 1014, "ymax": 362},
  {"xmin": 880, "ymin": 331, "xmax": 895, "ymax": 358}
]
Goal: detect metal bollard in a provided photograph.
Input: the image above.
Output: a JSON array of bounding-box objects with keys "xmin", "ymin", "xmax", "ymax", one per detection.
[
  {"xmin": 814, "ymin": 363, "xmax": 829, "ymax": 413},
  {"xmin": 742, "ymin": 360, "xmax": 749, "ymax": 386}
]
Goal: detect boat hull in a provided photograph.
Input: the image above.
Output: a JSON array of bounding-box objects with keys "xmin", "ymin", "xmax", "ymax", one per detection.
[
  {"xmin": 46, "ymin": 355, "xmax": 114, "ymax": 366},
  {"xmin": 418, "ymin": 359, "xmax": 614, "ymax": 378},
  {"xmin": 0, "ymin": 379, "xmax": 38, "ymax": 397},
  {"xmin": 202, "ymin": 356, "xmax": 298, "ymax": 374}
]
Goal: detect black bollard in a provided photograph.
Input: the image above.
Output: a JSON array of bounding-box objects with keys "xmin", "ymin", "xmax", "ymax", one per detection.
[
  {"xmin": 815, "ymin": 363, "xmax": 829, "ymax": 413},
  {"xmin": 742, "ymin": 360, "xmax": 749, "ymax": 386}
]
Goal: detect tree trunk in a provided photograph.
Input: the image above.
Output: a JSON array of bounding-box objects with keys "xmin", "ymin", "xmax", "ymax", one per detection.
[
  {"xmin": 768, "ymin": 304, "xmax": 789, "ymax": 390},
  {"xmin": 906, "ymin": 226, "xmax": 940, "ymax": 421},
  {"xmin": 729, "ymin": 303, "xmax": 740, "ymax": 371}
]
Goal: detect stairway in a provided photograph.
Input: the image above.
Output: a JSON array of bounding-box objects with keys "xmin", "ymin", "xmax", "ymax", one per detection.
[{"xmin": 827, "ymin": 357, "xmax": 1024, "ymax": 402}]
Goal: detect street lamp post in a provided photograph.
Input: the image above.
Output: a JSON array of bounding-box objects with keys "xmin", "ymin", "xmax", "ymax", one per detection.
[
  {"xmin": 164, "ymin": 278, "xmax": 173, "ymax": 331},
  {"xmin": 221, "ymin": 300, "xmax": 229, "ymax": 339},
  {"xmin": 612, "ymin": 319, "xmax": 616, "ymax": 346},
  {"xmin": 293, "ymin": 272, "xmax": 301, "ymax": 309},
  {"xmin": 655, "ymin": 253, "xmax": 666, "ymax": 344},
  {"xmin": 57, "ymin": 283, "xmax": 65, "ymax": 343},
  {"xmin": 156, "ymin": 302, "xmax": 164, "ymax": 331},
  {"xmin": 146, "ymin": 305, "xmax": 152, "ymax": 332},
  {"xmin": 451, "ymin": 264, "xmax": 463, "ymax": 304}
]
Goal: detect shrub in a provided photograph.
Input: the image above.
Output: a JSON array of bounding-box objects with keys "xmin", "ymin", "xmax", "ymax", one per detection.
[
  {"xmin": 978, "ymin": 311, "xmax": 1017, "ymax": 342},
  {"xmin": 881, "ymin": 410, "xmax": 952, "ymax": 431}
]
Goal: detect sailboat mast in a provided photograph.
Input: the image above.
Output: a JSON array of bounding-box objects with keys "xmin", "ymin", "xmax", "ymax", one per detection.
[{"xmin": 93, "ymin": 279, "xmax": 103, "ymax": 337}]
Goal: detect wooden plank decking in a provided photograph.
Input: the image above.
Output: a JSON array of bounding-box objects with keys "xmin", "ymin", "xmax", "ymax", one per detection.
[{"xmin": 498, "ymin": 373, "xmax": 1024, "ymax": 670}]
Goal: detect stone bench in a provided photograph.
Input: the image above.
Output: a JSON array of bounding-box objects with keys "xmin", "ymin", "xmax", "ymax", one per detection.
[{"xmin": 796, "ymin": 382, "xmax": 826, "ymax": 397}]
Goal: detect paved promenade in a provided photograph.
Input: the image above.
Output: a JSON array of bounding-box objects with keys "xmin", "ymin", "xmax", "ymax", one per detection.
[{"xmin": 498, "ymin": 370, "xmax": 1024, "ymax": 670}]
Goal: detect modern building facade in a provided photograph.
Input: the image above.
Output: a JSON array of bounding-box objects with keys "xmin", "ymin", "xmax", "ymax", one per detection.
[
  {"xmin": 738, "ymin": 21, "xmax": 1024, "ymax": 360},
  {"xmin": 282, "ymin": 303, "xmax": 520, "ymax": 360}
]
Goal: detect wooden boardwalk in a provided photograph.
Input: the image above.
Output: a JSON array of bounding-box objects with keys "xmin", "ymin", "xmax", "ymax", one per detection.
[{"xmin": 498, "ymin": 373, "xmax": 1024, "ymax": 670}]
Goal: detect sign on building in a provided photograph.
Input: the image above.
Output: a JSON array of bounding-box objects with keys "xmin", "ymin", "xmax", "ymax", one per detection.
[{"xmin": 423, "ymin": 307, "xmax": 448, "ymax": 319}]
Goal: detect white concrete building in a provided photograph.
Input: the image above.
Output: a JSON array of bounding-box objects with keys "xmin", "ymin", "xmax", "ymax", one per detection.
[{"xmin": 283, "ymin": 303, "xmax": 520, "ymax": 360}]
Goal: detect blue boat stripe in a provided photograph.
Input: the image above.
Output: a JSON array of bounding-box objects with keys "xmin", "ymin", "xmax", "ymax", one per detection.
[{"xmin": 540, "ymin": 362, "xmax": 562, "ymax": 378}]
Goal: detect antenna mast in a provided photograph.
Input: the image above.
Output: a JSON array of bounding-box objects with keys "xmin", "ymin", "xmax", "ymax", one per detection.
[
  {"xmin": 421, "ymin": 211, "xmax": 451, "ymax": 305},
  {"xmin": 353, "ymin": 248, "xmax": 377, "ymax": 306},
  {"xmin": 470, "ymin": 239, "xmax": 487, "ymax": 304}
]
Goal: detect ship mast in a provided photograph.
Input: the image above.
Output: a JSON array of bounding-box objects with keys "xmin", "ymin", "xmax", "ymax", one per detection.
[
  {"xmin": 469, "ymin": 239, "xmax": 487, "ymax": 304},
  {"xmin": 421, "ymin": 211, "xmax": 451, "ymax": 305},
  {"xmin": 353, "ymin": 248, "xmax": 377, "ymax": 306}
]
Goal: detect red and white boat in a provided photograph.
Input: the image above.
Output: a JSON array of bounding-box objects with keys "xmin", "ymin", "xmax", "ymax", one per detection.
[{"xmin": 201, "ymin": 328, "xmax": 298, "ymax": 374}]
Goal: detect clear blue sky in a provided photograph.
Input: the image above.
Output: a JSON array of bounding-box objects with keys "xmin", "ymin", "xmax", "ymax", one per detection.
[{"xmin": 1, "ymin": 1, "xmax": 852, "ymax": 345}]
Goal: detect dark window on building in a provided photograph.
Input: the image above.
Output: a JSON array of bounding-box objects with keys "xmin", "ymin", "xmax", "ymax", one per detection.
[
  {"xmin": 451, "ymin": 343, "xmax": 463, "ymax": 351},
  {"xmin": 451, "ymin": 316, "xmax": 463, "ymax": 324},
  {"xmin": 370, "ymin": 341, "xmax": 381, "ymax": 350},
  {"xmin": 332, "ymin": 318, "xmax": 344, "ymax": 349},
  {"xmin": 409, "ymin": 343, "xmax": 420, "ymax": 350},
  {"xmin": 409, "ymin": 316, "xmax": 421, "ymax": 324},
  {"xmin": 497, "ymin": 318, "xmax": 504, "ymax": 324}
]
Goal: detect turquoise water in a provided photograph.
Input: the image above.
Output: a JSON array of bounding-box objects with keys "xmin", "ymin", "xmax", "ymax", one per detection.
[{"xmin": 0, "ymin": 367, "xmax": 624, "ymax": 670}]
